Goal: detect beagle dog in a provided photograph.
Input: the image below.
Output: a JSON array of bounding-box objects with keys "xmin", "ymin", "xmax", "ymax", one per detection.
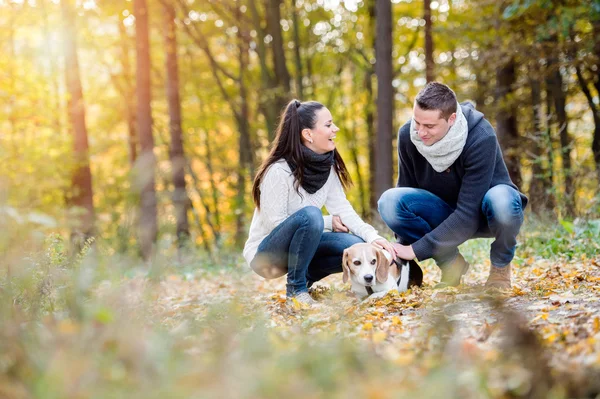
[{"xmin": 342, "ymin": 243, "xmax": 423, "ymax": 299}]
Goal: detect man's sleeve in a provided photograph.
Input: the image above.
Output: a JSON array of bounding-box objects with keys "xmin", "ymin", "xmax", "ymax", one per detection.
[
  {"xmin": 411, "ymin": 135, "xmax": 497, "ymax": 261},
  {"xmin": 397, "ymin": 126, "xmax": 418, "ymax": 188}
]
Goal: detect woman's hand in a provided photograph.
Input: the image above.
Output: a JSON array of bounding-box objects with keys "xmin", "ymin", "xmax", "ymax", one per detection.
[
  {"xmin": 332, "ymin": 215, "xmax": 349, "ymax": 233},
  {"xmin": 391, "ymin": 243, "xmax": 416, "ymax": 260},
  {"xmin": 372, "ymin": 239, "xmax": 399, "ymax": 259}
]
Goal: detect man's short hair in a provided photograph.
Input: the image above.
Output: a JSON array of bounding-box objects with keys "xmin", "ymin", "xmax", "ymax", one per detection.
[{"xmin": 415, "ymin": 82, "xmax": 457, "ymax": 120}]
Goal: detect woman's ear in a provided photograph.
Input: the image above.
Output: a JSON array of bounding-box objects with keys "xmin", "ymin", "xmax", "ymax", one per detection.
[{"xmin": 301, "ymin": 128, "xmax": 313, "ymax": 143}]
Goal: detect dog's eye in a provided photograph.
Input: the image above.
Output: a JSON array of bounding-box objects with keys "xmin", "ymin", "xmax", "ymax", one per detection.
[
  {"xmin": 353, "ymin": 260, "xmax": 361, "ymax": 266},
  {"xmin": 371, "ymin": 259, "xmax": 376, "ymax": 265}
]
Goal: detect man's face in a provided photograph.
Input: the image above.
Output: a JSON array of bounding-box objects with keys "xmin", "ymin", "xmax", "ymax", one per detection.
[{"xmin": 412, "ymin": 104, "xmax": 456, "ymax": 146}]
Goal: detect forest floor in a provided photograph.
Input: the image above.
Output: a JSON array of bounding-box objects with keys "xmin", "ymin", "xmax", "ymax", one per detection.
[
  {"xmin": 3, "ymin": 223, "xmax": 600, "ymax": 398},
  {"xmin": 153, "ymin": 246, "xmax": 600, "ymax": 398}
]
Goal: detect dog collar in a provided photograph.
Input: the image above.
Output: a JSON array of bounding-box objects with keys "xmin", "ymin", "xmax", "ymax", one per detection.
[{"xmin": 366, "ymin": 286, "xmax": 374, "ymax": 296}]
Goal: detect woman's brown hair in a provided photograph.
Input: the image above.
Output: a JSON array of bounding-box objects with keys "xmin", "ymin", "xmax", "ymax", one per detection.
[{"xmin": 252, "ymin": 99, "xmax": 352, "ymax": 209}]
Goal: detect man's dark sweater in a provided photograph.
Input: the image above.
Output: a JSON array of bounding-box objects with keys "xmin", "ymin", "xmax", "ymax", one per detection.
[{"xmin": 397, "ymin": 102, "xmax": 528, "ymax": 261}]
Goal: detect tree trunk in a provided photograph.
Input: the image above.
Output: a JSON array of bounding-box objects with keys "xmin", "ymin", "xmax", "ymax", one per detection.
[
  {"xmin": 592, "ymin": 21, "xmax": 600, "ymax": 187},
  {"xmin": 574, "ymin": 64, "xmax": 600, "ymax": 188},
  {"xmin": 248, "ymin": 0, "xmax": 278, "ymax": 139},
  {"xmin": 234, "ymin": 7, "xmax": 254, "ymax": 248},
  {"xmin": 164, "ymin": 3, "xmax": 191, "ymax": 248},
  {"xmin": 374, "ymin": 0, "xmax": 394, "ymax": 205},
  {"xmin": 364, "ymin": 70, "xmax": 376, "ymax": 216},
  {"xmin": 291, "ymin": 0, "xmax": 303, "ymax": 98},
  {"xmin": 424, "ymin": 0, "xmax": 434, "ymax": 82},
  {"xmin": 134, "ymin": 0, "xmax": 158, "ymax": 260},
  {"xmin": 366, "ymin": 0, "xmax": 376, "ymax": 215},
  {"xmin": 528, "ymin": 72, "xmax": 554, "ymax": 214},
  {"xmin": 495, "ymin": 57, "xmax": 522, "ymax": 188},
  {"xmin": 118, "ymin": 16, "xmax": 138, "ymax": 165},
  {"xmin": 61, "ymin": 0, "xmax": 95, "ymax": 247},
  {"xmin": 266, "ymin": 0, "xmax": 291, "ymax": 96},
  {"xmin": 546, "ymin": 50, "xmax": 574, "ymax": 216}
]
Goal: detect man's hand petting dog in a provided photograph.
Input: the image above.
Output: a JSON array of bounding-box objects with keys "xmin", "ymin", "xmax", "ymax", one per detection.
[
  {"xmin": 391, "ymin": 242, "xmax": 416, "ymax": 260},
  {"xmin": 342, "ymin": 243, "xmax": 423, "ymax": 300}
]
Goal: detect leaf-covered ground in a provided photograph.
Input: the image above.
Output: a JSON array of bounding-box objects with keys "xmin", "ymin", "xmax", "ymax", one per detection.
[
  {"xmin": 151, "ymin": 240, "xmax": 600, "ymax": 398},
  {"xmin": 3, "ymin": 227, "xmax": 600, "ymax": 398}
]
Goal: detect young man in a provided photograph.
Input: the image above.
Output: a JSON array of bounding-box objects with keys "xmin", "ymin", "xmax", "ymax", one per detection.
[{"xmin": 378, "ymin": 82, "xmax": 527, "ymax": 289}]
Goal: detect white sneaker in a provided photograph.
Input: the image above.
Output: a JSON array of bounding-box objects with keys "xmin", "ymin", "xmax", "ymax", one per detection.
[{"xmin": 286, "ymin": 292, "xmax": 318, "ymax": 308}]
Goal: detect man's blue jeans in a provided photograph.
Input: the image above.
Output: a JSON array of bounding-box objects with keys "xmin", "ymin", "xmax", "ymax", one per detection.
[
  {"xmin": 250, "ymin": 206, "xmax": 364, "ymax": 296},
  {"xmin": 378, "ymin": 185, "xmax": 524, "ymax": 268}
]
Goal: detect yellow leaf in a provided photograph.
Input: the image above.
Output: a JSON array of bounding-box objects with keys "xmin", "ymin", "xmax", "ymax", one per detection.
[
  {"xmin": 593, "ymin": 317, "xmax": 600, "ymax": 333},
  {"xmin": 533, "ymin": 312, "xmax": 549, "ymax": 322},
  {"xmin": 545, "ymin": 333, "xmax": 558, "ymax": 343},
  {"xmin": 392, "ymin": 316, "xmax": 402, "ymax": 325},
  {"xmin": 362, "ymin": 322, "xmax": 373, "ymax": 331}
]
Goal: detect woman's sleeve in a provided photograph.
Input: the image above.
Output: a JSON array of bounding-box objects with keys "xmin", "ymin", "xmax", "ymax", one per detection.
[
  {"xmin": 324, "ymin": 171, "xmax": 383, "ymax": 243},
  {"xmin": 259, "ymin": 166, "xmax": 291, "ymax": 231}
]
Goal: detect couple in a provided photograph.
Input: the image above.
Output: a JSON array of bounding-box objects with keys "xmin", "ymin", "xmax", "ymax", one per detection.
[{"xmin": 243, "ymin": 82, "xmax": 528, "ymax": 305}]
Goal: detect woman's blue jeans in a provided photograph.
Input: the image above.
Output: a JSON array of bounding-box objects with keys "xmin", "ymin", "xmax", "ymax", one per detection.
[
  {"xmin": 378, "ymin": 185, "xmax": 524, "ymax": 268},
  {"xmin": 250, "ymin": 206, "xmax": 364, "ymax": 296}
]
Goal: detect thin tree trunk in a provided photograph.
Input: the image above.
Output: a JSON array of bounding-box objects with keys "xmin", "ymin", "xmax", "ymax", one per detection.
[
  {"xmin": 574, "ymin": 65, "xmax": 600, "ymax": 188},
  {"xmin": 528, "ymin": 72, "xmax": 554, "ymax": 214},
  {"xmin": 546, "ymin": 50, "xmax": 574, "ymax": 216},
  {"xmin": 200, "ymin": 128, "xmax": 222, "ymax": 244},
  {"xmin": 61, "ymin": 0, "xmax": 95, "ymax": 247},
  {"xmin": 291, "ymin": 0, "xmax": 303, "ymax": 98},
  {"xmin": 234, "ymin": 7, "xmax": 253, "ymax": 248},
  {"xmin": 544, "ymin": 81, "xmax": 557, "ymax": 204},
  {"xmin": 134, "ymin": 0, "xmax": 158, "ymax": 260},
  {"xmin": 186, "ymin": 161, "xmax": 220, "ymax": 245},
  {"xmin": 248, "ymin": 0, "xmax": 278, "ymax": 138},
  {"xmin": 424, "ymin": 0, "xmax": 434, "ymax": 82},
  {"xmin": 592, "ymin": 21, "xmax": 600, "ymax": 186},
  {"xmin": 366, "ymin": 0, "xmax": 376, "ymax": 215},
  {"xmin": 374, "ymin": 0, "xmax": 394, "ymax": 206},
  {"xmin": 164, "ymin": 3, "xmax": 191, "ymax": 248},
  {"xmin": 495, "ymin": 57, "xmax": 522, "ymax": 188},
  {"xmin": 365, "ymin": 70, "xmax": 376, "ymax": 215},
  {"xmin": 118, "ymin": 16, "xmax": 138, "ymax": 165}
]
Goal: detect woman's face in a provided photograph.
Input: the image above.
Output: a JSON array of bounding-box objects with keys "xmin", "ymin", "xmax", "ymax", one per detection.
[{"xmin": 303, "ymin": 107, "xmax": 339, "ymax": 154}]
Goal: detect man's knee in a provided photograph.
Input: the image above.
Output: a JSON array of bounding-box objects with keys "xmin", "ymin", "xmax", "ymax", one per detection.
[
  {"xmin": 378, "ymin": 187, "xmax": 414, "ymax": 218},
  {"xmin": 482, "ymin": 185, "xmax": 523, "ymax": 227}
]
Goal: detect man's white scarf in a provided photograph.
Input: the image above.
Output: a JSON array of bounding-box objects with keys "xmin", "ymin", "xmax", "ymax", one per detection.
[{"xmin": 409, "ymin": 102, "xmax": 468, "ymax": 172}]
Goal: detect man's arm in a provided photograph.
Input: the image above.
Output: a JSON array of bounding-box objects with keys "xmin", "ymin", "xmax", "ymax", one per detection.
[{"xmin": 411, "ymin": 135, "xmax": 498, "ymax": 261}]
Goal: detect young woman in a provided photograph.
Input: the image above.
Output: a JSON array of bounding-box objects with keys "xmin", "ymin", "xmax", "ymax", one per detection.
[{"xmin": 243, "ymin": 99, "xmax": 397, "ymax": 305}]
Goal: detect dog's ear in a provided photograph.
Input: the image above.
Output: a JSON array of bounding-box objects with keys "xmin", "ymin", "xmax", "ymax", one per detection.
[
  {"xmin": 342, "ymin": 248, "xmax": 350, "ymax": 283},
  {"xmin": 375, "ymin": 248, "xmax": 390, "ymax": 283}
]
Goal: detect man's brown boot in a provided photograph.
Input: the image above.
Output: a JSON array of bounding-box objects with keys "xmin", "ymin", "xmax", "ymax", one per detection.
[
  {"xmin": 434, "ymin": 253, "xmax": 469, "ymax": 289},
  {"xmin": 485, "ymin": 264, "xmax": 511, "ymax": 289}
]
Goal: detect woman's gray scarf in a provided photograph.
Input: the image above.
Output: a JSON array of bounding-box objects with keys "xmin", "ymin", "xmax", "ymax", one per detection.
[
  {"xmin": 285, "ymin": 146, "xmax": 334, "ymax": 194},
  {"xmin": 409, "ymin": 102, "xmax": 468, "ymax": 172}
]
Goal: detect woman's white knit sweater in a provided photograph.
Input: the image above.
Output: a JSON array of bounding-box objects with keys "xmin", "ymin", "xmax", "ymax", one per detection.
[{"xmin": 243, "ymin": 159, "xmax": 384, "ymax": 266}]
